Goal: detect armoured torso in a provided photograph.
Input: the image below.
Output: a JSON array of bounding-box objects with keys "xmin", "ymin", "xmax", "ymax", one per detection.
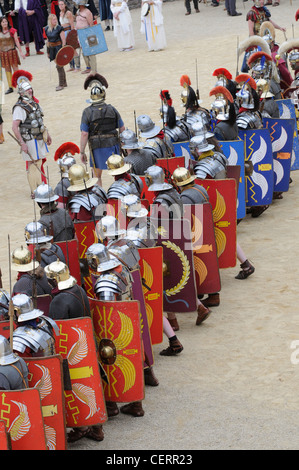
[
  {"xmin": 236, "ymin": 111, "xmax": 263, "ymax": 130},
  {"xmin": 180, "ymin": 183, "xmax": 209, "ymax": 204},
  {"xmin": 12, "ymin": 99, "xmax": 45, "ymax": 141},
  {"xmin": 124, "ymin": 149, "xmax": 157, "ymax": 175},
  {"xmin": 0, "ymin": 30, "xmax": 15, "ymax": 52},
  {"xmin": 183, "ymin": 108, "xmax": 210, "ymax": 129},
  {"xmin": 12, "ymin": 316, "xmax": 58, "ymax": 357},
  {"xmin": 193, "ymin": 151, "xmax": 227, "ymax": 180},
  {"xmin": 39, "ymin": 207, "xmax": 74, "ymax": 242},
  {"xmin": 260, "ymin": 99, "xmax": 280, "ymax": 118},
  {"xmin": 107, "ymin": 175, "xmax": 143, "ymax": 199},
  {"xmin": 81, "ymin": 103, "xmax": 120, "ymax": 150},
  {"xmin": 0, "ymin": 358, "xmax": 29, "ymax": 390},
  {"xmin": 164, "ymin": 120, "xmax": 192, "ymax": 142},
  {"xmin": 94, "ymin": 269, "xmax": 132, "ymax": 301},
  {"xmin": 153, "ymin": 187, "xmax": 183, "ymax": 219},
  {"xmin": 214, "ymin": 121, "xmax": 239, "ymax": 141},
  {"xmin": 143, "ymin": 134, "xmax": 174, "ymax": 159},
  {"xmin": 246, "ymin": 6, "xmax": 270, "ymax": 35}
]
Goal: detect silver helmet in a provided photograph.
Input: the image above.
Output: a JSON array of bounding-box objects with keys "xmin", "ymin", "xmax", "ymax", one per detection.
[
  {"xmin": 144, "ymin": 165, "xmax": 172, "ymax": 191},
  {"xmin": 13, "ymin": 293, "xmax": 44, "ymax": 322},
  {"xmin": 120, "ymin": 129, "xmax": 143, "ymax": 149},
  {"xmin": 189, "ymin": 134, "xmax": 215, "ymax": 155},
  {"xmin": 137, "ymin": 114, "xmax": 161, "ymax": 139},
  {"xmin": 122, "ymin": 194, "xmax": 148, "ymax": 218},
  {"xmin": 96, "ymin": 215, "xmax": 126, "ymax": 240},
  {"xmin": 191, "ymin": 120, "xmax": 214, "ymax": 138},
  {"xmin": 24, "ymin": 221, "xmax": 53, "ymax": 244},
  {"xmin": 108, "ymin": 243, "xmax": 140, "ymax": 271},
  {"xmin": 58, "ymin": 155, "xmax": 76, "ymax": 177},
  {"xmin": 0, "ymin": 335, "xmax": 20, "ymax": 365},
  {"xmin": 86, "ymin": 243, "xmax": 121, "ymax": 272},
  {"xmin": 34, "ymin": 183, "xmax": 59, "ymax": 203}
]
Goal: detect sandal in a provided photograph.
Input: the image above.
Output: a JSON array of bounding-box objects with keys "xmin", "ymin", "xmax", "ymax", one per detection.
[
  {"xmin": 251, "ymin": 205, "xmax": 269, "ymax": 218},
  {"xmin": 67, "ymin": 427, "xmax": 89, "ymax": 442},
  {"xmin": 273, "ymin": 192, "xmax": 283, "ymax": 200},
  {"xmin": 86, "ymin": 426, "xmax": 104, "ymax": 441},
  {"xmin": 160, "ymin": 338, "xmax": 184, "ymax": 356},
  {"xmin": 235, "ymin": 260, "xmax": 255, "ymax": 280}
]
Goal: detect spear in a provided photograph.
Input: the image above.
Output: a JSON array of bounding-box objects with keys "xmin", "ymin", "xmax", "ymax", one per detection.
[{"xmin": 7, "ymin": 235, "xmax": 14, "ymax": 348}]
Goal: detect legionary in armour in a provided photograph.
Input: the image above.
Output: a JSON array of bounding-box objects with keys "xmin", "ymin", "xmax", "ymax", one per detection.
[
  {"xmin": 0, "ymin": 335, "xmax": 29, "ymax": 390},
  {"xmin": 53, "ymin": 142, "xmax": 79, "ymax": 208},
  {"xmin": 80, "ymin": 73, "xmax": 125, "ymax": 185},
  {"xmin": 235, "ymin": 74, "xmax": 263, "ymax": 130},
  {"xmin": 209, "ymin": 85, "xmax": 239, "ymax": 141},
  {"xmin": 190, "ymin": 133, "xmax": 227, "ymax": 180},
  {"xmin": 247, "ymin": 49, "xmax": 281, "ymax": 100},
  {"xmin": 278, "ymin": 38, "xmax": 299, "ymax": 96},
  {"xmin": 35, "ymin": 182, "xmax": 75, "ymax": 241},
  {"xmin": 137, "ymin": 114, "xmax": 174, "ymax": 160},
  {"xmin": 11, "ymin": 246, "xmax": 52, "ymax": 297},
  {"xmin": 24, "ymin": 221, "xmax": 66, "ymax": 267},
  {"xmin": 120, "ymin": 129, "xmax": 157, "ymax": 175},
  {"xmin": 179, "ymin": 74, "xmax": 210, "ymax": 131},
  {"xmin": 159, "ymin": 90, "xmax": 192, "ymax": 142},
  {"xmin": 12, "ymin": 293, "xmax": 58, "ymax": 357},
  {"xmin": 256, "ymin": 78, "xmax": 279, "ymax": 118},
  {"xmin": 45, "ymin": 261, "xmax": 91, "ymax": 320},
  {"xmin": 12, "ymin": 70, "xmax": 51, "ymax": 198},
  {"xmin": 212, "ymin": 68, "xmax": 237, "ymax": 100},
  {"xmin": 67, "ymin": 164, "xmax": 107, "ymax": 222},
  {"xmin": 106, "ymin": 154, "xmax": 144, "ymax": 200},
  {"xmin": 172, "ymin": 167, "xmax": 209, "ymax": 205}
]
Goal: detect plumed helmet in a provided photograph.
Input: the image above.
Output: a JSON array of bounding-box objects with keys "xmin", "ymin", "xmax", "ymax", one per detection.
[
  {"xmin": 137, "ymin": 114, "xmax": 161, "ymax": 138},
  {"xmin": 24, "ymin": 221, "xmax": 53, "ymax": 244},
  {"xmin": 12, "ymin": 293, "xmax": 44, "ymax": 322},
  {"xmin": 260, "ymin": 21, "xmax": 275, "ymax": 45},
  {"xmin": 172, "ymin": 167, "xmax": 196, "ymax": 187},
  {"xmin": 12, "ymin": 70, "xmax": 33, "ymax": 100},
  {"xmin": 120, "ymin": 129, "xmax": 143, "ymax": 149},
  {"xmin": 44, "ymin": 260, "xmax": 77, "ymax": 290},
  {"xmin": 235, "ymin": 74, "xmax": 257, "ymax": 109},
  {"xmin": 144, "ymin": 165, "xmax": 173, "ymax": 191},
  {"xmin": 54, "ymin": 142, "xmax": 79, "ymax": 175},
  {"xmin": 210, "ymin": 85, "xmax": 234, "ymax": 121},
  {"xmin": 0, "ymin": 335, "xmax": 20, "ymax": 365},
  {"xmin": 34, "ymin": 183, "xmax": 59, "ymax": 203},
  {"xmin": 86, "ymin": 243, "xmax": 121, "ymax": 272},
  {"xmin": 57, "ymin": 155, "xmax": 76, "ymax": 176},
  {"xmin": 122, "ymin": 194, "xmax": 148, "ymax": 218},
  {"xmin": 212, "ymin": 68, "xmax": 232, "ymax": 87},
  {"xmin": 84, "ymin": 73, "xmax": 108, "ymax": 104},
  {"xmin": 11, "ymin": 246, "xmax": 39, "ymax": 272},
  {"xmin": 106, "ymin": 154, "xmax": 131, "ymax": 176},
  {"xmin": 67, "ymin": 164, "xmax": 98, "ymax": 191},
  {"xmin": 96, "ymin": 215, "xmax": 126, "ymax": 239}
]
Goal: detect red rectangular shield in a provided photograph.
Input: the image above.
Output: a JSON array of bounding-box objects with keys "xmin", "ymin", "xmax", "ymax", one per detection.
[
  {"xmin": 0, "ymin": 420, "xmax": 10, "ymax": 450},
  {"xmin": 26, "ymin": 355, "xmax": 67, "ymax": 450},
  {"xmin": 156, "ymin": 156, "xmax": 186, "ymax": 174},
  {"xmin": 138, "ymin": 247, "xmax": 163, "ymax": 345},
  {"xmin": 195, "ymin": 178, "xmax": 237, "ymax": 268},
  {"xmin": 0, "ymin": 389, "xmax": 47, "ymax": 450},
  {"xmin": 74, "ymin": 220, "xmax": 99, "ymax": 258},
  {"xmin": 0, "ymin": 320, "xmax": 16, "ymax": 340},
  {"xmin": 183, "ymin": 203, "xmax": 221, "ymax": 294},
  {"xmin": 89, "ymin": 299, "xmax": 144, "ymax": 404},
  {"xmin": 54, "ymin": 317, "xmax": 107, "ymax": 428}
]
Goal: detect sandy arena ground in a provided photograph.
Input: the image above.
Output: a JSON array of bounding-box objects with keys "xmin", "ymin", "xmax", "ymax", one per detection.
[{"xmin": 1, "ymin": 0, "xmax": 299, "ymax": 450}]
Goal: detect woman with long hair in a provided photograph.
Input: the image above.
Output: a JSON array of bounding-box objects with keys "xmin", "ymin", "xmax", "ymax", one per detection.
[
  {"xmin": 45, "ymin": 13, "xmax": 67, "ymax": 91},
  {"xmin": 58, "ymin": 0, "xmax": 80, "ymax": 71},
  {"xmin": 0, "ymin": 16, "xmax": 25, "ymax": 94}
]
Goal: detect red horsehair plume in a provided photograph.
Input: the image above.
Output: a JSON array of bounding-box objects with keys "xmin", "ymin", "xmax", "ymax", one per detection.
[
  {"xmin": 180, "ymin": 75, "xmax": 191, "ymax": 87},
  {"xmin": 212, "ymin": 68, "xmax": 232, "ymax": 80},
  {"xmin": 84, "ymin": 73, "xmax": 109, "ymax": 90},
  {"xmin": 235, "ymin": 73, "xmax": 257, "ymax": 90},
  {"xmin": 160, "ymin": 90, "xmax": 173, "ymax": 106},
  {"xmin": 11, "ymin": 70, "xmax": 33, "ymax": 88},
  {"xmin": 54, "ymin": 142, "xmax": 80, "ymax": 161},
  {"xmin": 247, "ymin": 51, "xmax": 273, "ymax": 67},
  {"xmin": 209, "ymin": 86, "xmax": 234, "ymax": 103},
  {"xmin": 296, "ymin": 9, "xmax": 299, "ymax": 21}
]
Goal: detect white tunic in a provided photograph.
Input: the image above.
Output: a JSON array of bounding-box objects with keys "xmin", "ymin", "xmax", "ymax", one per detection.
[
  {"xmin": 110, "ymin": 0, "xmax": 135, "ymax": 50},
  {"xmin": 12, "ymin": 106, "xmax": 48, "ymax": 161},
  {"xmin": 140, "ymin": 0, "xmax": 166, "ymax": 52}
]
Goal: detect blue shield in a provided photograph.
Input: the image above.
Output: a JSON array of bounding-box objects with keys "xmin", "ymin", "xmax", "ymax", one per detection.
[
  {"xmin": 238, "ymin": 128, "xmax": 274, "ymax": 207},
  {"xmin": 219, "ymin": 139, "xmax": 246, "ymax": 220},
  {"xmin": 77, "ymin": 23, "xmax": 108, "ymax": 56},
  {"xmin": 263, "ymin": 117, "xmax": 294, "ymax": 192},
  {"xmin": 277, "ymin": 99, "xmax": 299, "ymax": 171}
]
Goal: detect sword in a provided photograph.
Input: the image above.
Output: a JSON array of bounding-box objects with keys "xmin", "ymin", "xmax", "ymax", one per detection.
[{"xmin": 8, "ymin": 131, "xmax": 48, "ymax": 180}]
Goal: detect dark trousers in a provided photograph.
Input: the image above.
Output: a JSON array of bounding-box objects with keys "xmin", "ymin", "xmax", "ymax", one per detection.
[
  {"xmin": 225, "ymin": 0, "xmax": 237, "ymax": 15},
  {"xmin": 185, "ymin": 0, "xmax": 199, "ymax": 13}
]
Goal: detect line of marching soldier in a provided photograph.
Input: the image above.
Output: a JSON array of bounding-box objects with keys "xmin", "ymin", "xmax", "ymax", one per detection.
[{"xmin": 1, "ymin": 36, "xmax": 299, "ymax": 448}]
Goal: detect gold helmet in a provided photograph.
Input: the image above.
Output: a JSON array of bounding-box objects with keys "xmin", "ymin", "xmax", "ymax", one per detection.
[
  {"xmin": 256, "ymin": 79, "xmax": 274, "ymax": 99},
  {"xmin": 172, "ymin": 167, "xmax": 196, "ymax": 187},
  {"xmin": 44, "ymin": 261, "xmax": 77, "ymax": 290},
  {"xmin": 67, "ymin": 164, "xmax": 98, "ymax": 192},
  {"xmin": 106, "ymin": 154, "xmax": 131, "ymax": 176},
  {"xmin": 11, "ymin": 246, "xmax": 39, "ymax": 272}
]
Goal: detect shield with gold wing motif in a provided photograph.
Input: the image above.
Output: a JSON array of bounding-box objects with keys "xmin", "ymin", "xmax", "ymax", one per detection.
[
  {"xmin": 89, "ymin": 299, "xmax": 144, "ymax": 403},
  {"xmin": 195, "ymin": 179, "xmax": 237, "ymax": 268},
  {"xmin": 56, "ymin": 239, "xmax": 82, "ymax": 286},
  {"xmin": 183, "ymin": 203, "xmax": 221, "ymax": 295},
  {"xmin": 138, "ymin": 247, "xmax": 163, "ymax": 345},
  {"xmin": 26, "ymin": 355, "xmax": 67, "ymax": 450},
  {"xmin": 152, "ymin": 217, "xmax": 197, "ymax": 313},
  {"xmin": 0, "ymin": 389, "xmax": 46, "ymax": 450},
  {"xmin": 0, "ymin": 420, "xmax": 10, "ymax": 450},
  {"xmin": 263, "ymin": 117, "xmax": 294, "ymax": 192},
  {"xmin": 238, "ymin": 128, "xmax": 274, "ymax": 207},
  {"xmin": 54, "ymin": 317, "xmax": 107, "ymax": 428}
]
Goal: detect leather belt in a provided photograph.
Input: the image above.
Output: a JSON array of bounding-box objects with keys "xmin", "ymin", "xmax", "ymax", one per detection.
[{"xmin": 48, "ymin": 40, "xmax": 62, "ymax": 47}]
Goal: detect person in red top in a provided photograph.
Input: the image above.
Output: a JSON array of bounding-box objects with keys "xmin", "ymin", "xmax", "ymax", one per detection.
[
  {"xmin": 246, "ymin": 0, "xmax": 285, "ymax": 36},
  {"xmin": 0, "ymin": 16, "xmax": 25, "ymax": 94}
]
